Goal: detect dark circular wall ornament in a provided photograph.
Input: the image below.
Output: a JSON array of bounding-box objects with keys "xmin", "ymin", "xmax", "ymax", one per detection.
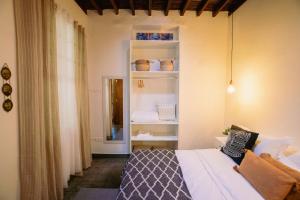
[
  {"xmin": 1, "ymin": 64, "xmax": 11, "ymax": 80},
  {"xmin": 3, "ymin": 99, "xmax": 13, "ymax": 112},
  {"xmin": 1, "ymin": 63, "xmax": 13, "ymax": 112},
  {"xmin": 2, "ymin": 83, "xmax": 12, "ymax": 96}
]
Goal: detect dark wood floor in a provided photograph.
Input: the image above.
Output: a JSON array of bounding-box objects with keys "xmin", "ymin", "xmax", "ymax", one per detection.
[{"xmin": 64, "ymin": 157, "xmax": 128, "ymax": 200}]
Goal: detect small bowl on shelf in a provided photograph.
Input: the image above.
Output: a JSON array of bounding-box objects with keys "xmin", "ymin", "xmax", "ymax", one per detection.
[
  {"xmin": 160, "ymin": 59, "xmax": 174, "ymax": 71},
  {"xmin": 134, "ymin": 59, "xmax": 150, "ymax": 71}
]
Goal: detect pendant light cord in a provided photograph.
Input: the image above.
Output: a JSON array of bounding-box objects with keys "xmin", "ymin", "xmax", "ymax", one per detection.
[{"xmin": 230, "ymin": 14, "xmax": 234, "ymax": 83}]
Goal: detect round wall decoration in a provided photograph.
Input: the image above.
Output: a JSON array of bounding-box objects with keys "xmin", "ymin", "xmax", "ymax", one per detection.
[
  {"xmin": 1, "ymin": 63, "xmax": 11, "ymax": 80},
  {"xmin": 2, "ymin": 83, "xmax": 12, "ymax": 96},
  {"xmin": 3, "ymin": 99, "xmax": 13, "ymax": 112},
  {"xmin": 1, "ymin": 63, "xmax": 13, "ymax": 112}
]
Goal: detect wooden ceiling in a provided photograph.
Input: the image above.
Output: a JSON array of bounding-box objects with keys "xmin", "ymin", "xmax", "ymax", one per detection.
[{"xmin": 75, "ymin": 0, "xmax": 247, "ymax": 17}]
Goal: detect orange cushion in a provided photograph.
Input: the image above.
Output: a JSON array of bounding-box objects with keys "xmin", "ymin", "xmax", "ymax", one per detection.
[
  {"xmin": 260, "ymin": 153, "xmax": 300, "ymax": 200},
  {"xmin": 236, "ymin": 151, "xmax": 296, "ymax": 200}
]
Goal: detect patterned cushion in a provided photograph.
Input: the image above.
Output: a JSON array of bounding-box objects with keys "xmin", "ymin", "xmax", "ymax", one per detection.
[
  {"xmin": 221, "ymin": 129, "xmax": 259, "ymax": 164},
  {"xmin": 116, "ymin": 149, "xmax": 192, "ymax": 200}
]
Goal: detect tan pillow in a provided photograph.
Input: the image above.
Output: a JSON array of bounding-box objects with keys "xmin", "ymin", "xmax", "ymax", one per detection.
[
  {"xmin": 235, "ymin": 151, "xmax": 297, "ymax": 200},
  {"xmin": 260, "ymin": 153, "xmax": 300, "ymax": 200}
]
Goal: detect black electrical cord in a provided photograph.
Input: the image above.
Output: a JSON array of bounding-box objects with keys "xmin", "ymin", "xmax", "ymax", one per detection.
[{"xmin": 230, "ymin": 13, "xmax": 234, "ymax": 83}]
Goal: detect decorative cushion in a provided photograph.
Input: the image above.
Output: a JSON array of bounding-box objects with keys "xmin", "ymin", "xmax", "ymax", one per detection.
[
  {"xmin": 231, "ymin": 124, "xmax": 250, "ymax": 131},
  {"xmin": 231, "ymin": 125, "xmax": 259, "ymax": 150},
  {"xmin": 260, "ymin": 153, "xmax": 300, "ymax": 200},
  {"xmin": 235, "ymin": 151, "xmax": 297, "ymax": 200},
  {"xmin": 221, "ymin": 126, "xmax": 259, "ymax": 164}
]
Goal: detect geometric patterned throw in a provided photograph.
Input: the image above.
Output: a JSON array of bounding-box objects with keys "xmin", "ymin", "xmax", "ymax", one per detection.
[{"xmin": 116, "ymin": 149, "xmax": 192, "ymax": 200}]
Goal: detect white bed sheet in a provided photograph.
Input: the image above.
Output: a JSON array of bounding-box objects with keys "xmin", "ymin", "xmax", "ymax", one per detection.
[{"xmin": 176, "ymin": 149, "xmax": 264, "ymax": 200}]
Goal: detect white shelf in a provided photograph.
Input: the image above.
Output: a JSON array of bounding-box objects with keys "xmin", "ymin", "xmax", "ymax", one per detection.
[
  {"xmin": 129, "ymin": 26, "xmax": 180, "ymax": 152},
  {"xmin": 131, "ymin": 135, "xmax": 178, "ymax": 141},
  {"xmin": 131, "ymin": 120, "xmax": 178, "ymax": 125},
  {"xmin": 131, "ymin": 71, "xmax": 179, "ymax": 79},
  {"xmin": 131, "ymin": 40, "xmax": 179, "ymax": 48}
]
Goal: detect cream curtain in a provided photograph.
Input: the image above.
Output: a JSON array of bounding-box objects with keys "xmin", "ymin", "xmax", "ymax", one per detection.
[
  {"xmin": 14, "ymin": 0, "xmax": 63, "ymax": 199},
  {"xmin": 74, "ymin": 23, "xmax": 92, "ymax": 169},
  {"xmin": 56, "ymin": 8, "xmax": 82, "ymax": 187}
]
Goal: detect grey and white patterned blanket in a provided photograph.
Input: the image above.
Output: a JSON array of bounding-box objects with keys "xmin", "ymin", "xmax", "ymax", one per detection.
[{"xmin": 116, "ymin": 149, "xmax": 192, "ymax": 200}]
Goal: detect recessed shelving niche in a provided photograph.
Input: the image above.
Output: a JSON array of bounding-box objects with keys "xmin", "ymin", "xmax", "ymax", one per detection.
[{"xmin": 129, "ymin": 25, "xmax": 180, "ymax": 152}]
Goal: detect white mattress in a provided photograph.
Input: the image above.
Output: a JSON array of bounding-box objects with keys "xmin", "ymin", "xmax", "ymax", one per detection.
[{"xmin": 175, "ymin": 149, "xmax": 264, "ymax": 200}]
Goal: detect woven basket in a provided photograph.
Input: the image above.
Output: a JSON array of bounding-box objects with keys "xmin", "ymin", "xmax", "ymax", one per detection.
[
  {"xmin": 135, "ymin": 59, "xmax": 150, "ymax": 71},
  {"xmin": 160, "ymin": 60, "xmax": 174, "ymax": 71}
]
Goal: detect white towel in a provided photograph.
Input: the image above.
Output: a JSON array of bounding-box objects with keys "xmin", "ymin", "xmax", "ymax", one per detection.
[
  {"xmin": 136, "ymin": 132, "xmax": 152, "ymax": 139},
  {"xmin": 131, "ymin": 111, "xmax": 159, "ymax": 122}
]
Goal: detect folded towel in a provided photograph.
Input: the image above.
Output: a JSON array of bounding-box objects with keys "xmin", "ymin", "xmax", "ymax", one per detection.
[
  {"xmin": 136, "ymin": 132, "xmax": 152, "ymax": 139},
  {"xmin": 131, "ymin": 111, "xmax": 159, "ymax": 122}
]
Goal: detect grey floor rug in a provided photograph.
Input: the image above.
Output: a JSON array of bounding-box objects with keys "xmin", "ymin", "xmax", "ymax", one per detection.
[{"xmin": 73, "ymin": 188, "xmax": 118, "ymax": 200}]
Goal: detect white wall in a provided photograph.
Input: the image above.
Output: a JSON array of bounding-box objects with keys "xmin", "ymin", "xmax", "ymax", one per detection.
[
  {"xmin": 56, "ymin": 0, "xmax": 88, "ymax": 26},
  {"xmin": 0, "ymin": 1, "xmax": 19, "ymax": 200},
  {"xmin": 225, "ymin": 0, "xmax": 300, "ymax": 145},
  {"xmin": 87, "ymin": 10, "xmax": 228, "ymax": 153}
]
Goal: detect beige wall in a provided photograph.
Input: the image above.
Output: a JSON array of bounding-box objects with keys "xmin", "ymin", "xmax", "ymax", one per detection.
[
  {"xmin": 0, "ymin": 1, "xmax": 19, "ymax": 200},
  {"xmin": 0, "ymin": 0, "xmax": 86, "ymax": 199},
  {"xmin": 55, "ymin": 0, "xmax": 88, "ymax": 26},
  {"xmin": 225, "ymin": 0, "xmax": 300, "ymax": 145},
  {"xmin": 87, "ymin": 10, "xmax": 228, "ymax": 153}
]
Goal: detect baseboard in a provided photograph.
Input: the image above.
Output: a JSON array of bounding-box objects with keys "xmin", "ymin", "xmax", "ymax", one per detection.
[{"xmin": 92, "ymin": 154, "xmax": 130, "ymax": 159}]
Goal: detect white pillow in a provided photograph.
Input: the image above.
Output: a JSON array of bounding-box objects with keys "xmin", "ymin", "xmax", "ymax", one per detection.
[
  {"xmin": 279, "ymin": 153, "xmax": 300, "ymax": 171},
  {"xmin": 281, "ymin": 145, "xmax": 299, "ymax": 157},
  {"xmin": 253, "ymin": 136, "xmax": 292, "ymax": 159}
]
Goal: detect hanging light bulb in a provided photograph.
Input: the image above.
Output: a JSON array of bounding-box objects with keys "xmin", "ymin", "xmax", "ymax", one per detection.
[
  {"xmin": 227, "ymin": 80, "xmax": 236, "ymax": 94},
  {"xmin": 227, "ymin": 14, "xmax": 236, "ymax": 94}
]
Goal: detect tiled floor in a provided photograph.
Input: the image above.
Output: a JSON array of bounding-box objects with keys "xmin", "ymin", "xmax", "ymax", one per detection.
[{"xmin": 64, "ymin": 157, "xmax": 128, "ymax": 200}]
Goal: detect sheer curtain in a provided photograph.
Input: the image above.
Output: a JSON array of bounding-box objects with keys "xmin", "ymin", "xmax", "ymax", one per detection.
[
  {"xmin": 74, "ymin": 23, "xmax": 92, "ymax": 169},
  {"xmin": 56, "ymin": 8, "xmax": 82, "ymax": 187},
  {"xmin": 14, "ymin": 0, "xmax": 63, "ymax": 199}
]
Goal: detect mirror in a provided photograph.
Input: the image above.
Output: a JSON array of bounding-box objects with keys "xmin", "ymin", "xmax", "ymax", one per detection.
[{"xmin": 103, "ymin": 77, "xmax": 124, "ymax": 142}]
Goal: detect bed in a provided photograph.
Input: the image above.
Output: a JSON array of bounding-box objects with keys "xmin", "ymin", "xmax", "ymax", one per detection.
[{"xmin": 116, "ymin": 149, "xmax": 264, "ymax": 200}]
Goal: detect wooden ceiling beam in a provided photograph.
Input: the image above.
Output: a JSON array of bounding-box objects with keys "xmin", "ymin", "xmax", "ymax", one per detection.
[
  {"xmin": 212, "ymin": 0, "xmax": 230, "ymax": 17},
  {"xmin": 110, "ymin": 0, "xmax": 119, "ymax": 15},
  {"xmin": 180, "ymin": 0, "xmax": 192, "ymax": 16},
  {"xmin": 148, "ymin": 0, "xmax": 152, "ymax": 16},
  {"xmin": 228, "ymin": 0, "xmax": 247, "ymax": 16},
  {"xmin": 75, "ymin": 0, "xmax": 87, "ymax": 15},
  {"xmin": 74, "ymin": 0, "xmax": 247, "ymax": 17},
  {"xmin": 90, "ymin": 0, "xmax": 102, "ymax": 15},
  {"xmin": 129, "ymin": 0, "xmax": 135, "ymax": 15},
  {"xmin": 165, "ymin": 0, "xmax": 173, "ymax": 16},
  {"xmin": 196, "ymin": 0, "xmax": 209, "ymax": 16}
]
